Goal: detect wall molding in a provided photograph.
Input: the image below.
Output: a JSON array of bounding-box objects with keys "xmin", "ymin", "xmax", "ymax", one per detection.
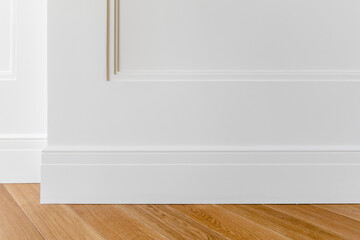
[
  {"xmin": 43, "ymin": 145, "xmax": 360, "ymax": 153},
  {"xmin": 111, "ymin": 70, "xmax": 360, "ymax": 82},
  {"xmin": 0, "ymin": 135, "xmax": 46, "ymax": 183},
  {"xmin": 42, "ymin": 147, "xmax": 360, "ymax": 203},
  {"xmin": 107, "ymin": 0, "xmax": 120, "ymax": 81},
  {"xmin": 105, "ymin": 1, "xmax": 360, "ymax": 82},
  {"xmin": 0, "ymin": 0, "xmax": 17, "ymax": 81}
]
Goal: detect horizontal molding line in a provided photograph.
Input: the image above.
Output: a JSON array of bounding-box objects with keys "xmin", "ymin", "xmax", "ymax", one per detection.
[
  {"xmin": 41, "ymin": 163, "xmax": 360, "ymax": 166},
  {"xmin": 0, "ymin": 134, "xmax": 47, "ymax": 140},
  {"xmin": 0, "ymin": 135, "xmax": 47, "ymax": 150},
  {"xmin": 43, "ymin": 146, "xmax": 360, "ymax": 153},
  {"xmin": 42, "ymin": 147, "xmax": 360, "ymax": 166},
  {"xmin": 110, "ymin": 71, "xmax": 360, "ymax": 82}
]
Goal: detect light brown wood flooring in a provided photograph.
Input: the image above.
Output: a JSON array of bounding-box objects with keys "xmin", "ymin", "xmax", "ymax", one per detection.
[{"xmin": 1, "ymin": 184, "xmax": 360, "ymax": 240}]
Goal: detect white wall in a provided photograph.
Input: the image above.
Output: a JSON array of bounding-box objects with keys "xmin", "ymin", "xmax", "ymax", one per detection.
[
  {"xmin": 0, "ymin": 0, "xmax": 47, "ymax": 183},
  {"xmin": 43, "ymin": 0, "xmax": 360, "ymax": 203}
]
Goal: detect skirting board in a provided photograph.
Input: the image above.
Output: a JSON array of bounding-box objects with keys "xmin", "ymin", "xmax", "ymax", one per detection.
[
  {"xmin": 41, "ymin": 149, "xmax": 360, "ymax": 204},
  {"xmin": 0, "ymin": 136, "xmax": 46, "ymax": 183}
]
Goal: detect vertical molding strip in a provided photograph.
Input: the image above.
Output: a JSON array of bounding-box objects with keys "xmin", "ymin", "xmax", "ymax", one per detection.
[
  {"xmin": 106, "ymin": 0, "xmax": 110, "ymax": 81},
  {"xmin": 114, "ymin": 0, "xmax": 117, "ymax": 75},
  {"xmin": 117, "ymin": 0, "xmax": 120, "ymax": 72},
  {"xmin": 107, "ymin": 0, "xmax": 120, "ymax": 80}
]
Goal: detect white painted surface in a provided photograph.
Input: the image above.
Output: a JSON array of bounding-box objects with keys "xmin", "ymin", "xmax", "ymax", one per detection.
[
  {"xmin": 42, "ymin": 148, "xmax": 360, "ymax": 165},
  {"xmin": 0, "ymin": 136, "xmax": 46, "ymax": 183},
  {"xmin": 44, "ymin": 0, "xmax": 360, "ymax": 203},
  {"xmin": 0, "ymin": 0, "xmax": 16, "ymax": 79},
  {"xmin": 0, "ymin": 0, "xmax": 47, "ymax": 182},
  {"xmin": 41, "ymin": 150, "xmax": 360, "ymax": 204},
  {"xmin": 109, "ymin": 0, "xmax": 360, "ymax": 81},
  {"xmin": 119, "ymin": 0, "xmax": 360, "ymax": 71}
]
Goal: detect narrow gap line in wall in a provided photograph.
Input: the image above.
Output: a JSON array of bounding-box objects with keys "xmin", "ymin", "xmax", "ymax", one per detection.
[
  {"xmin": 114, "ymin": 0, "xmax": 117, "ymax": 75},
  {"xmin": 117, "ymin": 0, "xmax": 120, "ymax": 72},
  {"xmin": 108, "ymin": 0, "xmax": 120, "ymax": 80},
  {"xmin": 106, "ymin": 0, "xmax": 110, "ymax": 81}
]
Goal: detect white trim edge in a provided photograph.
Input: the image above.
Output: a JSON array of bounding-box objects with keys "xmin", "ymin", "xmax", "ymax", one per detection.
[
  {"xmin": 110, "ymin": 70, "xmax": 360, "ymax": 82},
  {"xmin": 41, "ymin": 149, "xmax": 360, "ymax": 203},
  {"xmin": 0, "ymin": 135, "xmax": 46, "ymax": 183}
]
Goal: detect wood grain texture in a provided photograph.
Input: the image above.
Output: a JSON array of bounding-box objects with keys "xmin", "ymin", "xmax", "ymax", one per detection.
[
  {"xmin": 4, "ymin": 184, "xmax": 105, "ymax": 240},
  {"xmin": 2, "ymin": 184, "xmax": 360, "ymax": 240},
  {"xmin": 268, "ymin": 204, "xmax": 360, "ymax": 240},
  {"xmin": 120, "ymin": 205, "xmax": 226, "ymax": 240},
  {"xmin": 314, "ymin": 204, "xmax": 360, "ymax": 222},
  {"xmin": 219, "ymin": 205, "xmax": 344, "ymax": 240},
  {"xmin": 170, "ymin": 205, "xmax": 289, "ymax": 240},
  {"xmin": 0, "ymin": 185, "xmax": 44, "ymax": 240},
  {"xmin": 70, "ymin": 204, "xmax": 166, "ymax": 240}
]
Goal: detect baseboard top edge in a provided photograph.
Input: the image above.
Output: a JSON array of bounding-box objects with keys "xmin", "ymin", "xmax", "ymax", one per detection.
[
  {"xmin": 0, "ymin": 134, "xmax": 47, "ymax": 141},
  {"xmin": 43, "ymin": 145, "xmax": 360, "ymax": 153}
]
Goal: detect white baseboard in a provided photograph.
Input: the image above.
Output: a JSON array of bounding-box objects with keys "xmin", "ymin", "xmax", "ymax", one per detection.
[
  {"xmin": 0, "ymin": 135, "xmax": 46, "ymax": 183},
  {"xmin": 41, "ymin": 148, "xmax": 360, "ymax": 204}
]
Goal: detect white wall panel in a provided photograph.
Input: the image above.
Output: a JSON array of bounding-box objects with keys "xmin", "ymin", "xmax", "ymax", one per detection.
[
  {"xmin": 44, "ymin": 0, "xmax": 360, "ymax": 203},
  {"xmin": 47, "ymin": 0, "xmax": 360, "ymax": 151},
  {"xmin": 0, "ymin": 0, "xmax": 46, "ymax": 183},
  {"xmin": 0, "ymin": 0, "xmax": 46, "ymax": 135},
  {"xmin": 0, "ymin": 0, "xmax": 16, "ymax": 80},
  {"xmin": 119, "ymin": 0, "xmax": 360, "ymax": 72}
]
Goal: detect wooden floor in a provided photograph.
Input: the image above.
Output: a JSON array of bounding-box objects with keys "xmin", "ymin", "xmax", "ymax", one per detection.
[{"xmin": 1, "ymin": 184, "xmax": 360, "ymax": 240}]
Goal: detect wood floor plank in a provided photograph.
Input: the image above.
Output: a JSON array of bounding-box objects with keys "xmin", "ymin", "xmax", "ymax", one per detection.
[
  {"xmin": 70, "ymin": 204, "xmax": 167, "ymax": 240},
  {"xmin": 120, "ymin": 205, "xmax": 227, "ymax": 240},
  {"xmin": 314, "ymin": 205, "xmax": 360, "ymax": 222},
  {"xmin": 268, "ymin": 204, "xmax": 360, "ymax": 240},
  {"xmin": 3, "ymin": 183, "xmax": 360, "ymax": 240},
  {"xmin": 0, "ymin": 185, "xmax": 44, "ymax": 240},
  {"xmin": 170, "ymin": 205, "xmax": 290, "ymax": 240},
  {"xmin": 218, "ymin": 205, "xmax": 344, "ymax": 240},
  {"xmin": 4, "ymin": 184, "xmax": 105, "ymax": 240}
]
